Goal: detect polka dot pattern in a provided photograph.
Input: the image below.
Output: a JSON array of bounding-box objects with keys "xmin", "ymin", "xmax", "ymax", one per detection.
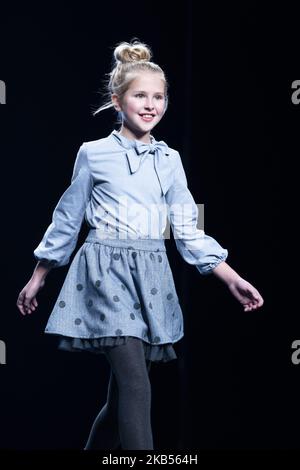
[{"xmin": 46, "ymin": 236, "xmax": 184, "ymax": 360}]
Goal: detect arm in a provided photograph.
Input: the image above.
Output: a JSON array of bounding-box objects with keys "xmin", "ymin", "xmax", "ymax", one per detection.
[
  {"xmin": 165, "ymin": 150, "xmax": 228, "ymax": 276},
  {"xmin": 165, "ymin": 151, "xmax": 264, "ymax": 311},
  {"xmin": 17, "ymin": 144, "xmax": 93, "ymax": 317},
  {"xmin": 212, "ymin": 261, "xmax": 264, "ymax": 311},
  {"xmin": 33, "ymin": 143, "xmax": 93, "ymax": 268},
  {"xmin": 32, "ymin": 260, "xmax": 53, "ymax": 283},
  {"xmin": 17, "ymin": 261, "xmax": 52, "ymax": 316},
  {"xmin": 211, "ymin": 260, "xmax": 242, "ymax": 285}
]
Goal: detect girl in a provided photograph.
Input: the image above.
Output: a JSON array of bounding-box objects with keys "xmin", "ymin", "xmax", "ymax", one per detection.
[{"xmin": 16, "ymin": 39, "xmax": 264, "ymax": 450}]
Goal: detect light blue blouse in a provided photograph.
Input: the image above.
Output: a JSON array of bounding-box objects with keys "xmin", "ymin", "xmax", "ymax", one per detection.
[{"xmin": 33, "ymin": 129, "xmax": 228, "ymax": 275}]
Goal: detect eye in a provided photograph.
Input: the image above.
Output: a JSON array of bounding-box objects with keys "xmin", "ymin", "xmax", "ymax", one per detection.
[{"xmin": 134, "ymin": 93, "xmax": 164, "ymax": 99}]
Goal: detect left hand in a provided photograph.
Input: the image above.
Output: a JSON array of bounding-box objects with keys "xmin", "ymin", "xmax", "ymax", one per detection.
[{"xmin": 228, "ymin": 278, "xmax": 264, "ymax": 312}]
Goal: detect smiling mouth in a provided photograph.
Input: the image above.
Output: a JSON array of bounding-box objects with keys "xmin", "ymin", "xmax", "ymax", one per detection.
[{"xmin": 139, "ymin": 114, "xmax": 155, "ymax": 121}]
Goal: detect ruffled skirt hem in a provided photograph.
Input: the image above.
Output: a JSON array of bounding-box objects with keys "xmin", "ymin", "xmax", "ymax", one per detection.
[{"xmin": 57, "ymin": 335, "xmax": 178, "ymax": 363}]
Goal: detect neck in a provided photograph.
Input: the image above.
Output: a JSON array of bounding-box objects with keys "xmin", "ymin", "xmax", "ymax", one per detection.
[{"xmin": 117, "ymin": 125, "xmax": 152, "ymax": 144}]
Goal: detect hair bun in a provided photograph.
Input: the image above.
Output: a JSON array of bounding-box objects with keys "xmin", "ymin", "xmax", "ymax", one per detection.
[{"xmin": 114, "ymin": 39, "xmax": 152, "ymax": 64}]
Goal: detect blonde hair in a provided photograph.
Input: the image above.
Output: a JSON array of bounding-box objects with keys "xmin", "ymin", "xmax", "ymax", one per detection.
[{"xmin": 92, "ymin": 38, "xmax": 169, "ymax": 120}]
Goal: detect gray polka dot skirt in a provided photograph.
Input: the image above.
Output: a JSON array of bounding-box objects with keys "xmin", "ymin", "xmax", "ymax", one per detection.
[{"xmin": 45, "ymin": 229, "xmax": 184, "ymax": 362}]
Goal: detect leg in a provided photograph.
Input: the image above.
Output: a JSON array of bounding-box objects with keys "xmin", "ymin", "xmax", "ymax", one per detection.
[
  {"xmin": 84, "ymin": 368, "xmax": 121, "ymax": 450},
  {"xmin": 105, "ymin": 337, "xmax": 154, "ymax": 450}
]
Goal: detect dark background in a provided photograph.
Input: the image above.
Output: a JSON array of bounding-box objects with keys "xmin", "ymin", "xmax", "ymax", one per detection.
[{"xmin": 0, "ymin": 0, "xmax": 290, "ymax": 451}]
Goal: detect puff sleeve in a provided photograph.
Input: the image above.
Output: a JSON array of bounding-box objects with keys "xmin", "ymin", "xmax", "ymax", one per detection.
[
  {"xmin": 165, "ymin": 151, "xmax": 228, "ymax": 275},
  {"xmin": 33, "ymin": 143, "xmax": 93, "ymax": 268}
]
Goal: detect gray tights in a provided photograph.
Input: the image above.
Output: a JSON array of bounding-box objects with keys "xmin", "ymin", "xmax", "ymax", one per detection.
[{"xmin": 84, "ymin": 337, "xmax": 153, "ymax": 450}]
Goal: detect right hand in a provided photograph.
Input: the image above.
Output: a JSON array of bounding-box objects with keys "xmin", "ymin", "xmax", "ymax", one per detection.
[{"xmin": 16, "ymin": 278, "xmax": 45, "ymax": 316}]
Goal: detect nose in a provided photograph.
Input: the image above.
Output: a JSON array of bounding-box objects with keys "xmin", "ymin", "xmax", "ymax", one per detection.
[{"xmin": 144, "ymin": 99, "xmax": 155, "ymax": 110}]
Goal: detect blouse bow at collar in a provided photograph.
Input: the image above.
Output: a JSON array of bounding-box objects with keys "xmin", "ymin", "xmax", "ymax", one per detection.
[{"xmin": 111, "ymin": 130, "xmax": 171, "ymax": 196}]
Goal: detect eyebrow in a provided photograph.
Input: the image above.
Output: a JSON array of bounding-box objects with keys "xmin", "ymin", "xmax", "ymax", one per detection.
[{"xmin": 133, "ymin": 90, "xmax": 164, "ymax": 94}]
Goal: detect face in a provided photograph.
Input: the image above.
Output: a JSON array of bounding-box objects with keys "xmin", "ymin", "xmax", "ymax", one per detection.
[{"xmin": 112, "ymin": 72, "xmax": 166, "ymax": 142}]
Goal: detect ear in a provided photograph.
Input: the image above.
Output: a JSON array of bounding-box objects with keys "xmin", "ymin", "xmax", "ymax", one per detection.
[{"xmin": 111, "ymin": 93, "xmax": 122, "ymax": 112}]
